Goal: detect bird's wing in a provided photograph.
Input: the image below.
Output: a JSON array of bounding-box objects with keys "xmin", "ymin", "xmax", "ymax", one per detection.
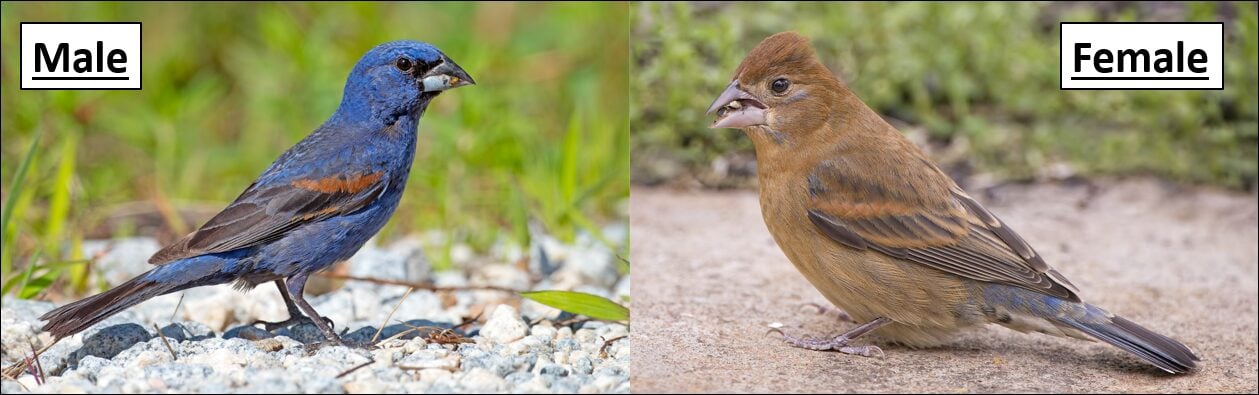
[
  {"xmin": 148, "ymin": 170, "xmax": 388, "ymax": 264},
  {"xmin": 804, "ymin": 155, "xmax": 1079, "ymax": 301}
]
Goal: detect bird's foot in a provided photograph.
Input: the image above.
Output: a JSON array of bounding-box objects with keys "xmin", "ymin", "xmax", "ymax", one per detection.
[
  {"xmin": 306, "ymin": 334, "xmax": 379, "ymax": 349},
  {"xmin": 301, "ymin": 338, "xmax": 346, "ymax": 354},
  {"xmin": 342, "ymin": 339, "xmax": 376, "ymax": 349},
  {"xmin": 800, "ymin": 302, "xmax": 854, "ymax": 323},
  {"xmin": 768, "ymin": 328, "xmax": 884, "ymax": 357},
  {"xmin": 253, "ymin": 313, "xmax": 335, "ymax": 332}
]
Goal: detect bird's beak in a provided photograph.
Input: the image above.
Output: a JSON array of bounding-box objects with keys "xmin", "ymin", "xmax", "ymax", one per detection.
[
  {"xmin": 420, "ymin": 57, "xmax": 475, "ymax": 92},
  {"xmin": 707, "ymin": 81, "xmax": 767, "ymax": 129}
]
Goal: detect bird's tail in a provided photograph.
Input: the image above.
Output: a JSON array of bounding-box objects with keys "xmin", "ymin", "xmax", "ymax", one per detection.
[
  {"xmin": 982, "ymin": 284, "xmax": 1200, "ymax": 374},
  {"xmin": 40, "ymin": 255, "xmax": 235, "ymax": 340},
  {"xmin": 1057, "ymin": 304, "xmax": 1201, "ymax": 374}
]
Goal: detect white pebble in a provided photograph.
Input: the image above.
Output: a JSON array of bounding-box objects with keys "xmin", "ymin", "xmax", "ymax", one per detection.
[{"xmin": 480, "ymin": 305, "xmax": 528, "ymax": 344}]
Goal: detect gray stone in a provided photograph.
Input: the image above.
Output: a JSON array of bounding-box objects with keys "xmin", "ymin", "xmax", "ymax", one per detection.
[
  {"xmin": 222, "ymin": 325, "xmax": 275, "ymax": 341},
  {"xmin": 510, "ymin": 353, "xmax": 539, "ymax": 373},
  {"xmin": 504, "ymin": 371, "xmax": 535, "ymax": 385},
  {"xmin": 460, "ymin": 348, "xmax": 514, "ymax": 376},
  {"xmin": 67, "ymin": 323, "xmax": 151, "ymax": 368},
  {"xmin": 549, "ymin": 376, "xmax": 582, "ymax": 393},
  {"xmin": 573, "ymin": 356, "xmax": 594, "ymax": 375},
  {"xmin": 507, "ymin": 335, "xmax": 549, "ymax": 356},
  {"xmin": 281, "ymin": 322, "xmax": 326, "ymax": 344},
  {"xmin": 595, "ymin": 365, "xmax": 627, "ymax": 378},
  {"xmin": 555, "ymin": 338, "xmax": 580, "ymax": 353},
  {"xmin": 538, "ymin": 363, "xmax": 569, "ymax": 377},
  {"xmin": 157, "ymin": 323, "xmax": 190, "ymax": 343}
]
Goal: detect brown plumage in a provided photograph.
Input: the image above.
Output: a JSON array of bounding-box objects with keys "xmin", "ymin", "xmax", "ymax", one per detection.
[{"xmin": 707, "ymin": 32, "xmax": 1198, "ymax": 373}]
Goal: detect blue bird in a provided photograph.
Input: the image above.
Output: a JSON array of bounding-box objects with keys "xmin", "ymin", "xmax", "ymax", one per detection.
[{"xmin": 41, "ymin": 41, "xmax": 474, "ymax": 345}]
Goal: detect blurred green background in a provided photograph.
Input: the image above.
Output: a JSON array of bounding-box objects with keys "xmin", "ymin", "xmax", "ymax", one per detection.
[
  {"xmin": 1, "ymin": 2, "xmax": 629, "ymax": 298},
  {"xmin": 632, "ymin": 2, "xmax": 1257, "ymax": 189}
]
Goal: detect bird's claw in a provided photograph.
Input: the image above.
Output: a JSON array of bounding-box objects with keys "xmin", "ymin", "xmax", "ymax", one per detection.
[
  {"xmin": 770, "ymin": 329, "xmax": 884, "ymax": 358},
  {"xmin": 302, "ymin": 338, "xmax": 347, "ymax": 354},
  {"xmin": 253, "ymin": 314, "xmax": 335, "ymax": 332},
  {"xmin": 838, "ymin": 344, "xmax": 884, "ymax": 358},
  {"xmin": 305, "ymin": 336, "xmax": 377, "ymax": 351}
]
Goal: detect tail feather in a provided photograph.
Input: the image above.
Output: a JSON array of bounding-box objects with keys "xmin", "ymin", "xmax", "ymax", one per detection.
[
  {"xmin": 982, "ymin": 284, "xmax": 1199, "ymax": 373},
  {"xmin": 1062, "ymin": 309, "xmax": 1200, "ymax": 374},
  {"xmin": 40, "ymin": 256, "xmax": 234, "ymax": 340},
  {"xmin": 39, "ymin": 276, "xmax": 175, "ymax": 340}
]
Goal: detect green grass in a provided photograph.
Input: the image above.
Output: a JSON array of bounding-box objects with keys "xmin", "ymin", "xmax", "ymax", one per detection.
[
  {"xmin": 0, "ymin": 3, "xmax": 630, "ymax": 298},
  {"xmin": 520, "ymin": 290, "xmax": 629, "ymax": 322},
  {"xmin": 632, "ymin": 2, "xmax": 1258, "ymax": 189}
]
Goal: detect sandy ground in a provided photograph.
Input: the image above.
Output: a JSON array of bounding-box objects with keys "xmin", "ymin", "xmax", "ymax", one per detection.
[{"xmin": 630, "ymin": 178, "xmax": 1257, "ymax": 393}]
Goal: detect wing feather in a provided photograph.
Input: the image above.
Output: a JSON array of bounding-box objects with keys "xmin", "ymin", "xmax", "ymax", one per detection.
[
  {"xmin": 806, "ymin": 157, "xmax": 1079, "ymax": 301},
  {"xmin": 149, "ymin": 171, "xmax": 386, "ymax": 264}
]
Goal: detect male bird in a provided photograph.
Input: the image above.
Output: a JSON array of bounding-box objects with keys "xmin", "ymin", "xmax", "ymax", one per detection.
[
  {"xmin": 707, "ymin": 32, "xmax": 1199, "ymax": 373},
  {"xmin": 41, "ymin": 41, "xmax": 474, "ymax": 345}
]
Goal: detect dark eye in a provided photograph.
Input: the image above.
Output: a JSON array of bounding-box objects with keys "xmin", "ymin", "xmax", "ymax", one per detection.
[
  {"xmin": 771, "ymin": 78, "xmax": 790, "ymax": 94},
  {"xmin": 395, "ymin": 58, "xmax": 413, "ymax": 72}
]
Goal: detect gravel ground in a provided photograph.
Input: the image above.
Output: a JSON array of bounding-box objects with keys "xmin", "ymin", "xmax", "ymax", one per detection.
[
  {"xmin": 630, "ymin": 178, "xmax": 1257, "ymax": 393},
  {"xmin": 2, "ymin": 226, "xmax": 630, "ymax": 393}
]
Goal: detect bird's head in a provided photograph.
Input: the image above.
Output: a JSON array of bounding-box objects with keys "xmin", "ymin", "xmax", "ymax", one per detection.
[
  {"xmin": 707, "ymin": 32, "xmax": 846, "ymax": 142},
  {"xmin": 340, "ymin": 40, "xmax": 474, "ymax": 122}
]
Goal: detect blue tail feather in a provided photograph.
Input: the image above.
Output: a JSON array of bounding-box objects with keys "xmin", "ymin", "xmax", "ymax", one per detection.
[
  {"xmin": 40, "ymin": 255, "xmax": 237, "ymax": 340},
  {"xmin": 982, "ymin": 284, "xmax": 1199, "ymax": 373}
]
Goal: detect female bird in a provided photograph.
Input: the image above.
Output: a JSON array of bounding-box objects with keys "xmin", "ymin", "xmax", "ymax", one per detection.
[
  {"xmin": 708, "ymin": 31, "xmax": 1198, "ymax": 373},
  {"xmin": 41, "ymin": 41, "xmax": 474, "ymax": 345}
]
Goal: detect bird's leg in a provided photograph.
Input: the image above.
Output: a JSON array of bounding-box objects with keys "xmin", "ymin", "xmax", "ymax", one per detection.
[
  {"xmin": 252, "ymin": 280, "xmax": 335, "ymax": 332},
  {"xmin": 284, "ymin": 275, "xmax": 343, "ymax": 346},
  {"xmin": 800, "ymin": 302, "xmax": 854, "ymax": 323},
  {"xmin": 771, "ymin": 316, "xmax": 891, "ymax": 357}
]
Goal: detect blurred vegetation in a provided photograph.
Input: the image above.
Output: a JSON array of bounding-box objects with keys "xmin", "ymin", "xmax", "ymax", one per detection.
[
  {"xmin": 1, "ymin": 3, "xmax": 629, "ymax": 298},
  {"xmin": 632, "ymin": 2, "xmax": 1257, "ymax": 189}
]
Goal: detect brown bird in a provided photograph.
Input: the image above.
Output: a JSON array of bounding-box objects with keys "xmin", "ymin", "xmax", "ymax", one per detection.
[{"xmin": 707, "ymin": 31, "xmax": 1199, "ymax": 373}]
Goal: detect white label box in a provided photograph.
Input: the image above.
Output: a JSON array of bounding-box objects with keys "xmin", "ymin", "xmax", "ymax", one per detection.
[
  {"xmin": 1060, "ymin": 22, "xmax": 1223, "ymax": 90},
  {"xmin": 21, "ymin": 22, "xmax": 142, "ymax": 90}
]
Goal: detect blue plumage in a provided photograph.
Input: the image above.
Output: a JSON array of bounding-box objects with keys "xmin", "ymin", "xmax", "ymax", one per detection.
[
  {"xmin": 41, "ymin": 40, "xmax": 474, "ymax": 344},
  {"xmin": 979, "ymin": 283, "xmax": 1199, "ymax": 373}
]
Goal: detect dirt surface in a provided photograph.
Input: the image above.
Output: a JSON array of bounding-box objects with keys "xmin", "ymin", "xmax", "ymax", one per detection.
[{"xmin": 630, "ymin": 178, "xmax": 1257, "ymax": 393}]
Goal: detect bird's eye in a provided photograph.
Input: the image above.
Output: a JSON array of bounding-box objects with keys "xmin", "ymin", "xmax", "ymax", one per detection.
[
  {"xmin": 771, "ymin": 78, "xmax": 790, "ymax": 94},
  {"xmin": 395, "ymin": 58, "xmax": 414, "ymax": 72}
]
